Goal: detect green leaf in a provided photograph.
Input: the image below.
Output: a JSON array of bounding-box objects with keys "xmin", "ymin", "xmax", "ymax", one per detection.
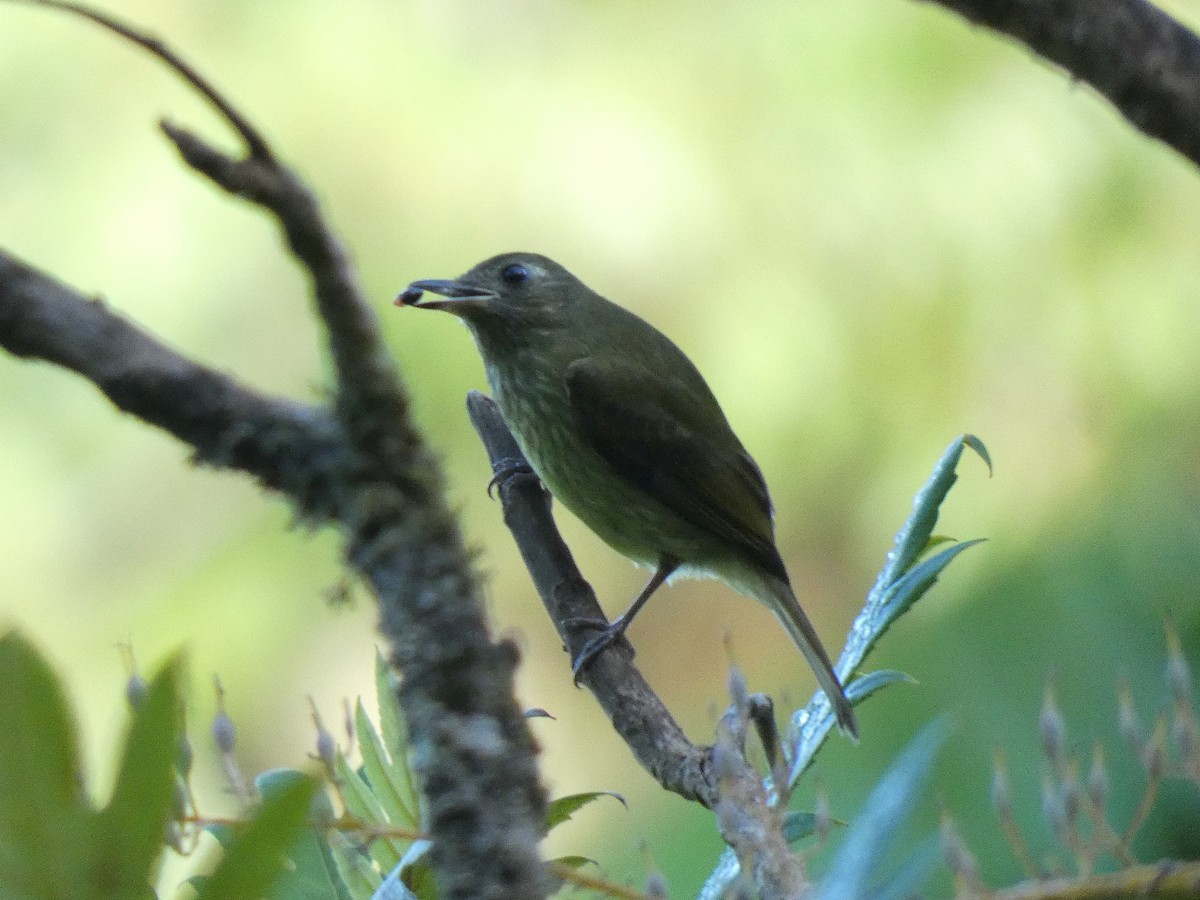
[
  {"xmin": 93, "ymin": 654, "xmax": 184, "ymax": 895},
  {"xmin": 785, "ymin": 672, "xmax": 915, "ymax": 786},
  {"xmin": 0, "ymin": 631, "xmax": 93, "ymax": 899},
  {"xmin": 845, "ymin": 670, "xmax": 915, "ymax": 704},
  {"xmin": 334, "ymin": 755, "xmax": 403, "ymax": 872},
  {"xmin": 356, "ymin": 701, "xmax": 417, "ymax": 828},
  {"xmin": 193, "ymin": 772, "xmax": 318, "ymax": 900},
  {"xmin": 918, "ymin": 534, "xmax": 954, "ymax": 555},
  {"xmin": 877, "ymin": 539, "xmax": 984, "ymax": 625},
  {"xmin": 254, "ymin": 769, "xmax": 349, "ymax": 900},
  {"xmin": 785, "ymin": 440, "xmax": 986, "ymax": 787},
  {"xmin": 372, "ymin": 867, "xmax": 423, "ymax": 900},
  {"xmin": 716, "ymin": 439, "xmax": 987, "ymax": 898},
  {"xmin": 328, "ymin": 830, "xmax": 383, "ymax": 899},
  {"xmin": 876, "ymin": 435, "xmax": 989, "ymax": 588},
  {"xmin": 550, "ymin": 855, "xmax": 595, "ymax": 869},
  {"xmin": 962, "ymin": 433, "xmax": 992, "ymax": 474},
  {"xmin": 837, "ymin": 436, "xmax": 989, "ymax": 675},
  {"xmin": 781, "ymin": 811, "xmax": 818, "ymax": 844},
  {"xmin": 872, "ymin": 835, "xmax": 941, "ymax": 900},
  {"xmin": 374, "ymin": 651, "xmax": 419, "ymax": 824},
  {"xmin": 545, "ymin": 791, "xmax": 626, "ymax": 831},
  {"xmin": 269, "ymin": 827, "xmax": 347, "ymax": 900},
  {"xmin": 818, "ymin": 721, "xmax": 945, "ymax": 900},
  {"xmin": 402, "ymin": 856, "xmax": 438, "ymax": 900},
  {"xmin": 204, "ymin": 822, "xmax": 236, "ymax": 850}
]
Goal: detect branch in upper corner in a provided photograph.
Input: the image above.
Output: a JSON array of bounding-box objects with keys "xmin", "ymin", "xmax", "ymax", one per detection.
[{"xmin": 924, "ymin": 0, "xmax": 1200, "ymax": 169}]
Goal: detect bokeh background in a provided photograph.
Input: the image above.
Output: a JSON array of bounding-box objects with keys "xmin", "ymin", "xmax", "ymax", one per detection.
[{"xmin": 3, "ymin": 0, "xmax": 1199, "ymax": 894}]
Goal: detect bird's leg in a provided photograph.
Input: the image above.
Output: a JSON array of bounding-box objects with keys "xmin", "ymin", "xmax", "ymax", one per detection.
[
  {"xmin": 570, "ymin": 555, "xmax": 681, "ymax": 681},
  {"xmin": 487, "ymin": 455, "xmax": 536, "ymax": 498}
]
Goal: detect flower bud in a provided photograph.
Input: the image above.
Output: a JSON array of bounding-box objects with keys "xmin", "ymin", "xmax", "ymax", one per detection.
[
  {"xmin": 990, "ymin": 748, "xmax": 1012, "ymax": 818},
  {"xmin": 1087, "ymin": 743, "xmax": 1109, "ymax": 813},
  {"xmin": 1039, "ymin": 680, "xmax": 1066, "ymax": 769}
]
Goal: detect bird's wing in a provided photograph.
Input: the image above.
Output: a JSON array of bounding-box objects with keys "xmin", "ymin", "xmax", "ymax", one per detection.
[{"xmin": 565, "ymin": 358, "xmax": 787, "ymax": 582}]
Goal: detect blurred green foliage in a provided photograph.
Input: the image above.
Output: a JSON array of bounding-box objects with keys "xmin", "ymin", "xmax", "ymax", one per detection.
[
  {"xmin": 2, "ymin": 0, "xmax": 1199, "ymax": 895},
  {"xmin": 0, "ymin": 632, "xmax": 182, "ymax": 897}
]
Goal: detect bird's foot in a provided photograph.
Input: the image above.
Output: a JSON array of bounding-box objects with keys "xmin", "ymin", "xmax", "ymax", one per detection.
[
  {"xmin": 487, "ymin": 457, "xmax": 535, "ymax": 498},
  {"xmin": 565, "ymin": 617, "xmax": 629, "ymax": 684}
]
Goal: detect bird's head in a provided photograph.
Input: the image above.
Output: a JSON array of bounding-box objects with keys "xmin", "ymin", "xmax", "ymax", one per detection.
[{"xmin": 396, "ymin": 252, "xmax": 577, "ymax": 330}]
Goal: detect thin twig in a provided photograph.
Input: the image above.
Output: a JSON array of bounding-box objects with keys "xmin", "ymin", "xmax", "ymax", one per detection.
[{"xmin": 11, "ymin": 0, "xmax": 272, "ymax": 159}]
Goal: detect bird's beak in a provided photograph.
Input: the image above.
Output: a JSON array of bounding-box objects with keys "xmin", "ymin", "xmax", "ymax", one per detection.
[{"xmin": 395, "ymin": 279, "xmax": 498, "ymax": 312}]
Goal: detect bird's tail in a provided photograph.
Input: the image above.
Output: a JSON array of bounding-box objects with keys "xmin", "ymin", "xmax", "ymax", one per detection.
[{"xmin": 765, "ymin": 578, "xmax": 859, "ymax": 741}]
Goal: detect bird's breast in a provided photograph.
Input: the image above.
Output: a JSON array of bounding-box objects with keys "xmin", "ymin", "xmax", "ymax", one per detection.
[{"xmin": 485, "ymin": 354, "xmax": 728, "ymax": 571}]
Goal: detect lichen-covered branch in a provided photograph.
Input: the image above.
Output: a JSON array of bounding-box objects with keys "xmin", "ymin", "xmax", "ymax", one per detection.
[
  {"xmin": 922, "ymin": 0, "xmax": 1200, "ymax": 168},
  {"xmin": 466, "ymin": 392, "xmax": 721, "ymax": 808},
  {"xmin": 0, "ymin": 3, "xmax": 550, "ymax": 897},
  {"xmin": 469, "ymin": 390, "xmax": 815, "ymax": 898},
  {"xmin": 991, "ymin": 859, "xmax": 1200, "ymax": 900}
]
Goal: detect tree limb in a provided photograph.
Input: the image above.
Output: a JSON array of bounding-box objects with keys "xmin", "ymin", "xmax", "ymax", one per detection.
[
  {"xmin": 0, "ymin": 252, "xmax": 342, "ymax": 510},
  {"xmin": 466, "ymin": 392, "xmax": 720, "ymax": 808},
  {"xmin": 922, "ymin": 0, "xmax": 1200, "ymax": 168},
  {"xmin": 992, "ymin": 859, "xmax": 1200, "ymax": 900},
  {"xmin": 0, "ymin": 3, "xmax": 551, "ymax": 898},
  {"xmin": 468, "ymin": 393, "xmax": 818, "ymax": 898},
  {"xmin": 8, "ymin": 0, "xmax": 1200, "ymax": 896}
]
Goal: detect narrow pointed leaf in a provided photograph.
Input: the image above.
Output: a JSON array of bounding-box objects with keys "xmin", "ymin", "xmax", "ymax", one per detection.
[
  {"xmin": 545, "ymin": 790, "xmax": 626, "ymax": 831},
  {"xmin": 872, "ymin": 835, "xmax": 941, "ymax": 900},
  {"xmin": 374, "ymin": 651, "xmax": 419, "ymax": 823},
  {"xmin": 551, "ymin": 855, "xmax": 595, "ymax": 869},
  {"xmin": 193, "ymin": 773, "xmax": 318, "ymax": 900},
  {"xmin": 335, "ymin": 755, "xmax": 403, "ymax": 872},
  {"xmin": 782, "ymin": 811, "xmax": 819, "ymax": 844},
  {"xmin": 877, "ymin": 539, "xmax": 984, "ymax": 625},
  {"xmin": 818, "ymin": 721, "xmax": 945, "ymax": 900},
  {"xmin": 0, "ymin": 632, "xmax": 82, "ymax": 800},
  {"xmin": 875, "ymin": 435, "xmax": 988, "ymax": 589},
  {"xmin": 255, "ymin": 769, "xmax": 349, "ymax": 900},
  {"xmin": 787, "ymin": 671, "xmax": 917, "ymax": 784},
  {"xmin": 329, "ymin": 830, "xmax": 382, "ymax": 898},
  {"xmin": 0, "ymin": 632, "xmax": 92, "ymax": 898},
  {"xmin": 847, "ymin": 670, "xmax": 916, "ymax": 703},
  {"xmin": 94, "ymin": 654, "xmax": 184, "ymax": 894},
  {"xmin": 356, "ymin": 700, "xmax": 417, "ymax": 827},
  {"xmin": 962, "ymin": 434, "xmax": 992, "ymax": 473},
  {"xmin": 706, "ymin": 438, "xmax": 986, "ymax": 898}
]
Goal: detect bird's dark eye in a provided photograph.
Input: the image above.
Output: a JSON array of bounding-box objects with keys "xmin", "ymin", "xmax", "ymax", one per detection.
[{"xmin": 501, "ymin": 263, "xmax": 529, "ymax": 286}]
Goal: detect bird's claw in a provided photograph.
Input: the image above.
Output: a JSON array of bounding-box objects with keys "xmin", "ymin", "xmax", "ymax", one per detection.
[
  {"xmin": 487, "ymin": 457, "xmax": 535, "ymax": 498},
  {"xmin": 567, "ymin": 619, "xmax": 627, "ymax": 684}
]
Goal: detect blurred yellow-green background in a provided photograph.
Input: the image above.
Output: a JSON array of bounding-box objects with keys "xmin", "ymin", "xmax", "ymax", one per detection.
[{"xmin": 3, "ymin": 0, "xmax": 1200, "ymax": 894}]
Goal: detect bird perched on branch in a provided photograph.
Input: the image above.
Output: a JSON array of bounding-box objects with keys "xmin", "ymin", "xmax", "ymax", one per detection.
[{"xmin": 397, "ymin": 252, "xmax": 857, "ymax": 739}]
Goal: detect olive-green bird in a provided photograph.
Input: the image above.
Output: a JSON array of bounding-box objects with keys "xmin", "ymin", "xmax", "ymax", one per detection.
[{"xmin": 397, "ymin": 252, "xmax": 857, "ymax": 738}]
